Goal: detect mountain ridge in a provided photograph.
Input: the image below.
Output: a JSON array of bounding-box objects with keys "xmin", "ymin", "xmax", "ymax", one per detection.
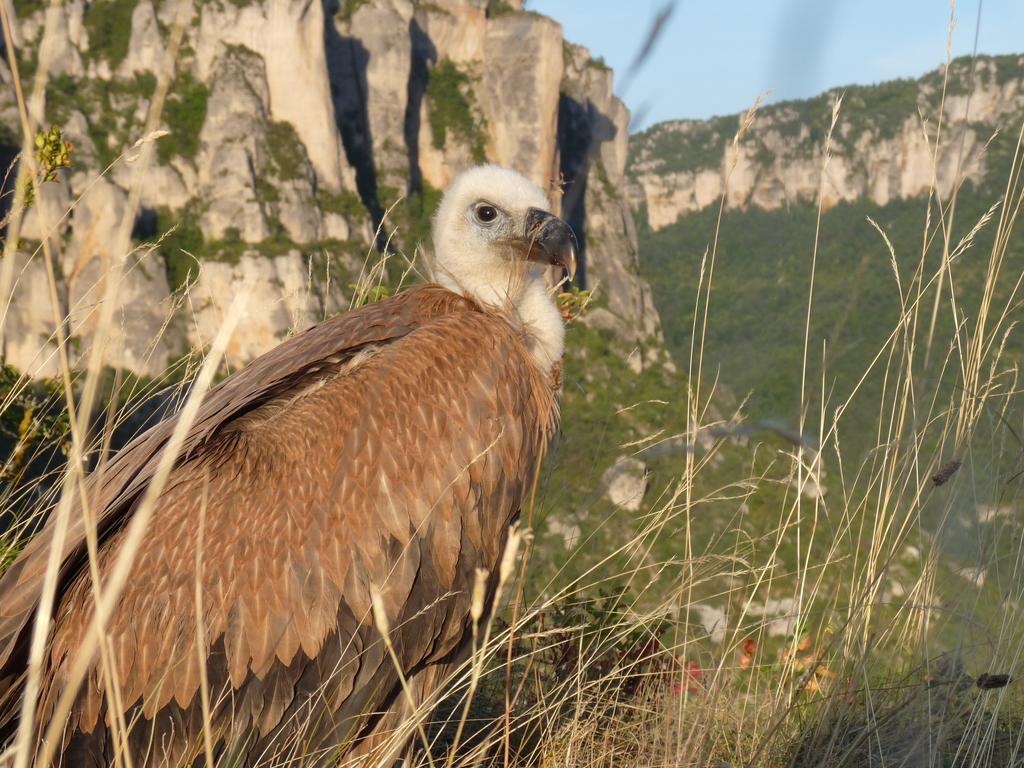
[{"xmin": 627, "ymin": 53, "xmax": 1024, "ymax": 230}]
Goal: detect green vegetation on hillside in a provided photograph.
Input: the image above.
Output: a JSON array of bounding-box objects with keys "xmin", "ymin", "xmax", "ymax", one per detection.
[
  {"xmin": 155, "ymin": 206, "xmax": 206, "ymax": 291},
  {"xmin": 426, "ymin": 59, "xmax": 487, "ymax": 163},
  {"xmin": 82, "ymin": 0, "xmax": 137, "ymax": 68},
  {"xmin": 485, "ymin": 0, "xmax": 518, "ymax": 17},
  {"xmin": 158, "ymin": 74, "xmax": 209, "ymax": 164},
  {"xmin": 629, "ymin": 114, "xmax": 739, "ymax": 175},
  {"xmin": 316, "ymin": 187, "xmax": 368, "ymax": 220},
  {"xmin": 46, "ymin": 73, "xmax": 156, "ymax": 167},
  {"xmin": 637, "ymin": 173, "xmax": 1022, "ymax": 458},
  {"xmin": 0, "ymin": 365, "xmax": 69, "ymax": 486},
  {"xmin": 376, "ymin": 180, "xmax": 443, "ymax": 255},
  {"xmin": 634, "ymin": 55, "xmax": 1024, "ymax": 461},
  {"xmin": 534, "ymin": 317, "xmax": 685, "ymax": 585},
  {"xmin": 337, "ymin": 0, "xmax": 369, "ymax": 23},
  {"xmin": 265, "ymin": 120, "xmax": 311, "ymax": 181},
  {"xmin": 154, "ymin": 211, "xmax": 368, "ymax": 293},
  {"xmin": 626, "ymin": 71, "xmax": 1024, "ymax": 679},
  {"xmin": 12, "ymin": 0, "xmax": 40, "ymax": 18}
]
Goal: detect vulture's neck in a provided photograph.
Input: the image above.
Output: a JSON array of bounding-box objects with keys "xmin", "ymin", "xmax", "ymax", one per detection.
[
  {"xmin": 440, "ymin": 271, "xmax": 565, "ymax": 373},
  {"xmin": 514, "ymin": 278, "xmax": 565, "ymax": 372}
]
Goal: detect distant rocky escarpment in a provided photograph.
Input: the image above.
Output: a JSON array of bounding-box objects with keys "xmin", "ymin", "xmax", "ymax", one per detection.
[
  {"xmin": 627, "ymin": 55, "xmax": 1024, "ymax": 230},
  {"xmin": 1, "ymin": 0, "xmax": 661, "ymax": 378}
]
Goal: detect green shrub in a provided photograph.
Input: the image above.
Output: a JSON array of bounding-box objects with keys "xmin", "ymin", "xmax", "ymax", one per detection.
[
  {"xmin": 82, "ymin": 0, "xmax": 137, "ymax": 69},
  {"xmin": 0, "ymin": 364, "xmax": 70, "ymax": 484},
  {"xmin": 404, "ymin": 182, "xmax": 442, "ymax": 251},
  {"xmin": 316, "ymin": 188, "xmax": 367, "ymax": 220},
  {"xmin": 23, "ymin": 124, "xmax": 73, "ymax": 208},
  {"xmin": 378, "ymin": 181, "xmax": 442, "ymax": 253},
  {"xmin": 45, "ymin": 75, "xmax": 79, "ymax": 125},
  {"xmin": 840, "ymin": 77, "xmax": 920, "ymax": 138},
  {"xmin": 158, "ymin": 75, "xmax": 209, "ymax": 164},
  {"xmin": 336, "ymin": 0, "xmax": 368, "ymax": 22},
  {"xmin": 485, "ymin": 0, "xmax": 516, "ymax": 16},
  {"xmin": 993, "ymin": 53, "xmax": 1024, "ymax": 86},
  {"xmin": 46, "ymin": 74, "xmax": 159, "ymax": 168},
  {"xmin": 426, "ymin": 59, "xmax": 486, "ymax": 163},
  {"xmin": 156, "ymin": 207, "xmax": 205, "ymax": 292},
  {"xmin": 266, "ymin": 121, "xmax": 310, "ymax": 181},
  {"xmin": 254, "ymin": 176, "xmax": 279, "ymax": 204},
  {"xmin": 12, "ymin": 0, "xmax": 40, "ymax": 18}
]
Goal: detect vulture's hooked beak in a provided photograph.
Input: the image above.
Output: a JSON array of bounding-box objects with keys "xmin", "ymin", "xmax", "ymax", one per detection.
[{"xmin": 524, "ymin": 207, "xmax": 578, "ymax": 282}]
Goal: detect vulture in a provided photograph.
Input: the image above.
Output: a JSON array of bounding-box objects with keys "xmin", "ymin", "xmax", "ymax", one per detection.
[{"xmin": 0, "ymin": 165, "xmax": 576, "ymax": 766}]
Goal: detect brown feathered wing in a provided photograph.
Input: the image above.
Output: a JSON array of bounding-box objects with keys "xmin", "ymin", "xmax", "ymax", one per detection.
[{"xmin": 0, "ymin": 284, "xmax": 560, "ymax": 765}]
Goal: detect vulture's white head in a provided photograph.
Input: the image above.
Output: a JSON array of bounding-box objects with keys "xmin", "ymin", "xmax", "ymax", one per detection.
[{"xmin": 431, "ymin": 165, "xmax": 577, "ymax": 371}]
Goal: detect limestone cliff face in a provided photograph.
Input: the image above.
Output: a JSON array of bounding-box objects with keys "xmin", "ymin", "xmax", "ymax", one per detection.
[
  {"xmin": 628, "ymin": 55, "xmax": 1024, "ymax": 230},
  {"xmin": 560, "ymin": 42, "xmax": 659, "ymax": 348},
  {"xmin": 1, "ymin": 0, "xmax": 659, "ymax": 377}
]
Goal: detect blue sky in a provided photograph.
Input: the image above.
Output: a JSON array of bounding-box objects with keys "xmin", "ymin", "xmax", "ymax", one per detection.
[{"xmin": 527, "ymin": 0, "xmax": 1024, "ymax": 131}]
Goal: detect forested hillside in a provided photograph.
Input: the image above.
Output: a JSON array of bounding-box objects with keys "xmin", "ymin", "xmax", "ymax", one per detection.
[{"xmin": 633, "ymin": 55, "xmax": 1024, "ymax": 455}]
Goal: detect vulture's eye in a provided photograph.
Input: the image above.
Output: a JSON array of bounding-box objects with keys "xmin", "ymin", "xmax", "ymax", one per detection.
[{"xmin": 475, "ymin": 204, "xmax": 498, "ymax": 224}]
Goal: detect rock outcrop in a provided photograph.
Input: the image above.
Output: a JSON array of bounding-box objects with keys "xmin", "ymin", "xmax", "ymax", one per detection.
[
  {"xmin": 193, "ymin": 0, "xmax": 353, "ymax": 192},
  {"xmin": 602, "ymin": 455, "xmax": 647, "ymax": 511},
  {"xmin": 560, "ymin": 42, "xmax": 660, "ymax": 344},
  {"xmin": 2, "ymin": 0, "xmax": 660, "ymax": 377},
  {"xmin": 628, "ymin": 55, "xmax": 1024, "ymax": 230},
  {"xmin": 481, "ymin": 12, "xmax": 562, "ymax": 188}
]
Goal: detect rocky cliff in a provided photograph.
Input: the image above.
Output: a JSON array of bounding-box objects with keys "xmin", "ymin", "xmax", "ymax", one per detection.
[
  {"xmin": 628, "ymin": 54, "xmax": 1024, "ymax": 230},
  {"xmin": 1, "ymin": 0, "xmax": 661, "ymax": 378}
]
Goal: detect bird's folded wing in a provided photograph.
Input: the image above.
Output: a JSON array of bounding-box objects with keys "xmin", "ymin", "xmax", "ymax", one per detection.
[
  {"xmin": 0, "ymin": 285, "xmax": 476, "ymax": 689},
  {"xmin": 48, "ymin": 303, "xmax": 552, "ymax": 739}
]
